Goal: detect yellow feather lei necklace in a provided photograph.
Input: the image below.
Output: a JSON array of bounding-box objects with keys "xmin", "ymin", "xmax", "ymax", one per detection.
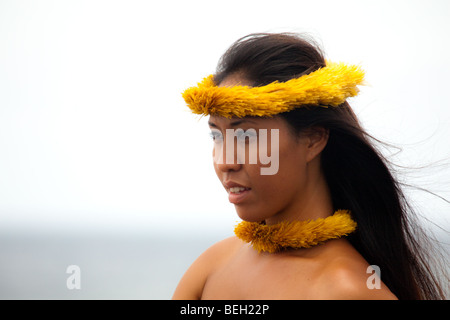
[{"xmin": 234, "ymin": 210, "xmax": 357, "ymax": 253}]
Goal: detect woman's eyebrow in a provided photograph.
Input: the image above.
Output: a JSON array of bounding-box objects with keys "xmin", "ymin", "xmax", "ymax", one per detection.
[{"xmin": 208, "ymin": 119, "xmax": 257, "ymax": 128}]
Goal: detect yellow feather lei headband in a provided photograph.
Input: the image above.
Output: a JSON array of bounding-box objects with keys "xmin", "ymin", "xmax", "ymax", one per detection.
[
  {"xmin": 234, "ymin": 210, "xmax": 357, "ymax": 253},
  {"xmin": 182, "ymin": 62, "xmax": 365, "ymax": 118}
]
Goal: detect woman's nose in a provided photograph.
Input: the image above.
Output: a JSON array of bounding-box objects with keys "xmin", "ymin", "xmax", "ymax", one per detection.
[{"xmin": 213, "ymin": 140, "xmax": 242, "ymax": 172}]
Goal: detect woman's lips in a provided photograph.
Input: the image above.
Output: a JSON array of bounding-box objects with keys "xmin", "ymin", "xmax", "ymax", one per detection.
[{"xmin": 227, "ymin": 186, "xmax": 251, "ymax": 204}]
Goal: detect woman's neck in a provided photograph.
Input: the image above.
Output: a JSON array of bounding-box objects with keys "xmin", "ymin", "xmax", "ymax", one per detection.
[{"xmin": 264, "ymin": 158, "xmax": 333, "ymax": 225}]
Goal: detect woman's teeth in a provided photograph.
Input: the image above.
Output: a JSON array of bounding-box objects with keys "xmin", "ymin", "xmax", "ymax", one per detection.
[{"xmin": 229, "ymin": 187, "xmax": 249, "ymax": 194}]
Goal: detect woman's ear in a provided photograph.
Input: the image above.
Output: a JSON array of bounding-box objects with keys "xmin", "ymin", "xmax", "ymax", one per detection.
[{"xmin": 305, "ymin": 127, "xmax": 329, "ymax": 163}]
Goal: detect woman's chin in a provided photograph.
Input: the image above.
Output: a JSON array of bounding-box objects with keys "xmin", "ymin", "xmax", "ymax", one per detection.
[{"xmin": 235, "ymin": 206, "xmax": 270, "ymax": 223}]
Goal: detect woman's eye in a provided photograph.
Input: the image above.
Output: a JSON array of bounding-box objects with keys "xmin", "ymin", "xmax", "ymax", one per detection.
[
  {"xmin": 209, "ymin": 130, "xmax": 223, "ymax": 142},
  {"xmin": 209, "ymin": 128, "xmax": 257, "ymax": 144},
  {"xmin": 235, "ymin": 128, "xmax": 257, "ymax": 142}
]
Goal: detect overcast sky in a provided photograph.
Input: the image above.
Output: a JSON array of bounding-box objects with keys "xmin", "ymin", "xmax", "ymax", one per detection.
[{"xmin": 0, "ymin": 0, "xmax": 449, "ymax": 236}]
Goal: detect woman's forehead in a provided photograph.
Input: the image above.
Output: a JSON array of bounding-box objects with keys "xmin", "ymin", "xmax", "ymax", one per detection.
[
  {"xmin": 217, "ymin": 72, "xmax": 252, "ymax": 88},
  {"xmin": 208, "ymin": 115, "xmax": 287, "ymax": 130}
]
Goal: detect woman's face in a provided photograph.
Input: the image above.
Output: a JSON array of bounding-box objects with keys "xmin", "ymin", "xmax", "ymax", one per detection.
[
  {"xmin": 208, "ymin": 114, "xmax": 314, "ymax": 223},
  {"xmin": 208, "ymin": 74, "xmax": 329, "ymax": 224}
]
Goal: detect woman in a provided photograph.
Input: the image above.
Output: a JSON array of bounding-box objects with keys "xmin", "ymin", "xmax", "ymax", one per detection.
[{"xmin": 173, "ymin": 33, "xmax": 446, "ymax": 300}]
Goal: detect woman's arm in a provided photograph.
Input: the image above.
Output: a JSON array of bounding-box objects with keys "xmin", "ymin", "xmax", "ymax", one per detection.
[
  {"xmin": 172, "ymin": 236, "xmax": 241, "ymax": 300},
  {"xmin": 172, "ymin": 252, "xmax": 209, "ymax": 300}
]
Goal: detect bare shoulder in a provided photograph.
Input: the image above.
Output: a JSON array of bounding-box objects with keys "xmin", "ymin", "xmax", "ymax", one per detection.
[
  {"xmin": 172, "ymin": 236, "xmax": 243, "ymax": 300},
  {"xmin": 312, "ymin": 240, "xmax": 397, "ymax": 300}
]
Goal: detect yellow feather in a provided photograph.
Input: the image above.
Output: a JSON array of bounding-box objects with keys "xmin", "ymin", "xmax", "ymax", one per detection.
[
  {"xmin": 234, "ymin": 210, "xmax": 357, "ymax": 253},
  {"xmin": 182, "ymin": 62, "xmax": 365, "ymax": 118}
]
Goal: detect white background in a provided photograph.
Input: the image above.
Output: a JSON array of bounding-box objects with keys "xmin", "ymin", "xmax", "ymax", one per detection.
[{"xmin": 0, "ymin": 0, "xmax": 449, "ymax": 298}]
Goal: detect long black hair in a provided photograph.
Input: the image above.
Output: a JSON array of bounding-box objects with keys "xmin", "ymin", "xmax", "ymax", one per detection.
[{"xmin": 213, "ymin": 33, "xmax": 447, "ymax": 300}]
